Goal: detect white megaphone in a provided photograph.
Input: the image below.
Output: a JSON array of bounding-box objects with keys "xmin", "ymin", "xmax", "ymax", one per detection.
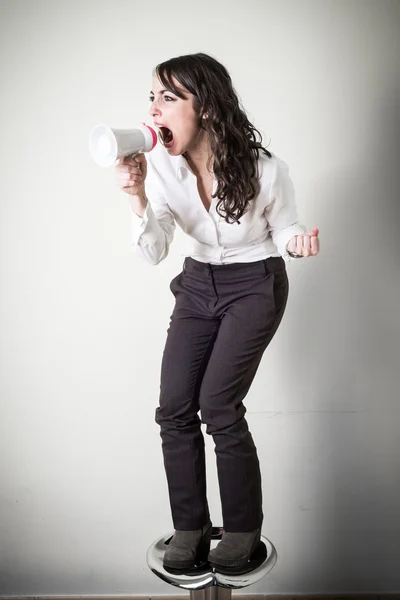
[{"xmin": 89, "ymin": 122, "xmax": 158, "ymax": 167}]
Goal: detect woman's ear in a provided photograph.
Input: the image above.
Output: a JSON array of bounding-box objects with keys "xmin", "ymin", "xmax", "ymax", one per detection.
[{"xmin": 202, "ymin": 113, "xmax": 209, "ymax": 119}]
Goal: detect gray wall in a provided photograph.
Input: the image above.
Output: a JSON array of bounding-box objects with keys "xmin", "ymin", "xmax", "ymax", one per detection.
[{"xmin": 0, "ymin": 0, "xmax": 399, "ymax": 595}]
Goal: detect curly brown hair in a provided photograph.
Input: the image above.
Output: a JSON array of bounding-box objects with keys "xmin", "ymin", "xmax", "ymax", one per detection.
[{"xmin": 153, "ymin": 52, "xmax": 272, "ymax": 225}]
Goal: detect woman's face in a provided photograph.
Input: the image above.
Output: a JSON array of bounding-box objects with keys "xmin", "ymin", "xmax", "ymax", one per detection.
[{"xmin": 149, "ymin": 74, "xmax": 206, "ymax": 156}]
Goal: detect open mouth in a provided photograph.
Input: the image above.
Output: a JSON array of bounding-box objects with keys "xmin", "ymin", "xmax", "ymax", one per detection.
[{"xmin": 158, "ymin": 126, "xmax": 174, "ymax": 148}]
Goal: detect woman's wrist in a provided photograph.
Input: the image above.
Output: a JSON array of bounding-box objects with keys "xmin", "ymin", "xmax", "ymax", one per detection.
[{"xmin": 129, "ymin": 192, "xmax": 148, "ymax": 218}]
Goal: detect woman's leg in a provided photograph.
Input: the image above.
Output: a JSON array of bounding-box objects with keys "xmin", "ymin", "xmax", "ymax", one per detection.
[
  {"xmin": 198, "ymin": 264, "xmax": 289, "ymax": 532},
  {"xmin": 155, "ymin": 271, "xmax": 220, "ymax": 530}
]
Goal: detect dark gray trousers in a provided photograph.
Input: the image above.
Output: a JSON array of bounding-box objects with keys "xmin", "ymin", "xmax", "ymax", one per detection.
[{"xmin": 155, "ymin": 256, "xmax": 289, "ymax": 532}]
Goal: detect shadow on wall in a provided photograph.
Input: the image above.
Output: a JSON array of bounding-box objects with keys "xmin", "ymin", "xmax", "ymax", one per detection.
[
  {"xmin": 291, "ymin": 80, "xmax": 398, "ymax": 591},
  {"xmin": 246, "ymin": 80, "xmax": 400, "ymax": 592}
]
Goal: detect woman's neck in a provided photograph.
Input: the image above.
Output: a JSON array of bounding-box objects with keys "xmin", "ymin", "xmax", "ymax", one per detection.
[{"xmin": 184, "ymin": 133, "xmax": 214, "ymax": 178}]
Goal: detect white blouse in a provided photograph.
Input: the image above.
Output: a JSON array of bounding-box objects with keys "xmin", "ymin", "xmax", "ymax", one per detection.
[{"xmin": 131, "ymin": 143, "xmax": 307, "ymax": 265}]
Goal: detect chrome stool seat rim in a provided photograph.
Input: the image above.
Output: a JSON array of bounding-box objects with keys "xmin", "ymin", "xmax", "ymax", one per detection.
[{"xmin": 146, "ymin": 529, "xmax": 277, "ymax": 590}]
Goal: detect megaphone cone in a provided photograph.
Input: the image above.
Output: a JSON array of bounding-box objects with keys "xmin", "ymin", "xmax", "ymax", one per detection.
[{"xmin": 89, "ymin": 123, "xmax": 157, "ymax": 167}]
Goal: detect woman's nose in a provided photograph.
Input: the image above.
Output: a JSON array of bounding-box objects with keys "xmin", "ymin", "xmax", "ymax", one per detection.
[{"xmin": 149, "ymin": 102, "xmax": 161, "ymax": 117}]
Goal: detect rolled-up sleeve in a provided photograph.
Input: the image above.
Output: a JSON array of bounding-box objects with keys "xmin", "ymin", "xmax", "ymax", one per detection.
[
  {"xmin": 264, "ymin": 156, "xmax": 307, "ymax": 262},
  {"xmin": 131, "ymin": 153, "xmax": 176, "ymax": 265}
]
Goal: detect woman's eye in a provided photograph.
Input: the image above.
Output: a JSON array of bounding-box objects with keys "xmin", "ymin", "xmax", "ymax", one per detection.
[{"xmin": 148, "ymin": 95, "xmax": 174, "ymax": 102}]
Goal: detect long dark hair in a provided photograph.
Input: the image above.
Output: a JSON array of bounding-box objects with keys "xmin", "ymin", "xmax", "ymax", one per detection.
[{"xmin": 153, "ymin": 52, "xmax": 272, "ymax": 224}]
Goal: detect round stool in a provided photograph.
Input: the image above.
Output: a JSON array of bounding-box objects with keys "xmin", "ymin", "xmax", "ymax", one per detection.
[{"xmin": 146, "ymin": 526, "xmax": 277, "ymax": 599}]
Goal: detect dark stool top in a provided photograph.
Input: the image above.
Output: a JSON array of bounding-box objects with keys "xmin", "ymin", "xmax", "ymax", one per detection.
[{"xmin": 147, "ymin": 527, "xmax": 277, "ymax": 590}]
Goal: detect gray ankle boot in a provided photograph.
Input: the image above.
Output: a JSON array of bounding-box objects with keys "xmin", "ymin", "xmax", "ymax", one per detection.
[
  {"xmin": 208, "ymin": 528, "xmax": 261, "ymax": 570},
  {"xmin": 163, "ymin": 519, "xmax": 213, "ymax": 570}
]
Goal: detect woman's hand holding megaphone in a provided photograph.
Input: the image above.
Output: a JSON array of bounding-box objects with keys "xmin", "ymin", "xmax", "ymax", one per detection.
[
  {"xmin": 115, "ymin": 153, "xmax": 148, "ymax": 217},
  {"xmin": 89, "ymin": 122, "xmax": 157, "ymax": 216},
  {"xmin": 115, "ymin": 153, "xmax": 147, "ymax": 196}
]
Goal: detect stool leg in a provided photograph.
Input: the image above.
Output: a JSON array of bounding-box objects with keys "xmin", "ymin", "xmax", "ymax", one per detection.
[{"xmin": 190, "ymin": 588, "xmax": 232, "ymax": 600}]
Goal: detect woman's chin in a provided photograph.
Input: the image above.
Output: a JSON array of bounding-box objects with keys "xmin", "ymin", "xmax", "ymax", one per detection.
[
  {"xmin": 165, "ymin": 141, "xmax": 181, "ymax": 155},
  {"xmin": 162, "ymin": 137, "xmax": 188, "ymax": 156}
]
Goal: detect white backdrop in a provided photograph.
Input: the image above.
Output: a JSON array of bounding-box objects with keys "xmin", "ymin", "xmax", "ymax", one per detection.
[{"xmin": 0, "ymin": 0, "xmax": 399, "ymax": 594}]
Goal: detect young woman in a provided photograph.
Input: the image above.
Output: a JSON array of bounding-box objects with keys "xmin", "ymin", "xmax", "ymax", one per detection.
[{"xmin": 115, "ymin": 52, "xmax": 320, "ymax": 575}]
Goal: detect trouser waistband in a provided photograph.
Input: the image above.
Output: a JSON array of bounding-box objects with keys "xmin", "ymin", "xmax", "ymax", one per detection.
[{"xmin": 183, "ymin": 256, "xmax": 285, "ymax": 277}]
